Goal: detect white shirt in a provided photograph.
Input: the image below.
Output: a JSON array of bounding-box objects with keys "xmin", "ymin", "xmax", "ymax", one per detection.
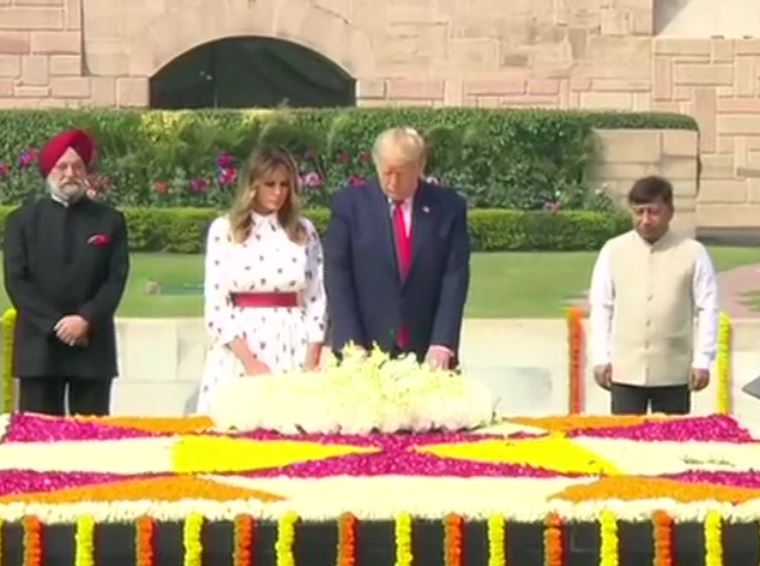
[{"xmin": 589, "ymin": 236, "xmax": 719, "ymax": 370}]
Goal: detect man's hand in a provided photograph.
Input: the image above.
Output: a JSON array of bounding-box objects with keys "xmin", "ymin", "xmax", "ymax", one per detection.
[
  {"xmin": 690, "ymin": 368, "xmax": 710, "ymax": 391},
  {"xmin": 593, "ymin": 363, "xmax": 612, "ymax": 390},
  {"xmin": 425, "ymin": 345, "xmax": 453, "ymax": 370},
  {"xmin": 55, "ymin": 315, "xmax": 89, "ymax": 346}
]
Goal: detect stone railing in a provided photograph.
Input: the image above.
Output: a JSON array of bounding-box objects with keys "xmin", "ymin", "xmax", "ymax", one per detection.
[{"xmin": 2, "ymin": 317, "xmax": 758, "ymax": 426}]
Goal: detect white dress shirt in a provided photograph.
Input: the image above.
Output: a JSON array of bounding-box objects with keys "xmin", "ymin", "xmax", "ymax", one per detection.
[{"xmin": 589, "ymin": 235, "xmax": 719, "ymax": 371}]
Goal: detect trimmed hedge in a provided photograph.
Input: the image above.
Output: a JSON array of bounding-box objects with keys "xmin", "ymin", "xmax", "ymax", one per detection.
[
  {"xmin": 0, "ymin": 108, "xmax": 696, "ymax": 210},
  {"xmin": 0, "ymin": 206, "xmax": 632, "ymax": 253}
]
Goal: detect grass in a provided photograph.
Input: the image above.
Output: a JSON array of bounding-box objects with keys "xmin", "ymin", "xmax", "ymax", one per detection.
[{"xmin": 0, "ymin": 245, "xmax": 757, "ymax": 319}]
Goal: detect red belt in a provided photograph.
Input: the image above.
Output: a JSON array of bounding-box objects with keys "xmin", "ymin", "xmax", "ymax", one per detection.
[{"xmin": 231, "ymin": 292, "xmax": 298, "ymax": 308}]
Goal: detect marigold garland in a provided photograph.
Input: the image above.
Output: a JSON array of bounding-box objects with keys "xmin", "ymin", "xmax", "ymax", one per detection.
[
  {"xmin": 487, "ymin": 514, "xmax": 506, "ymax": 566},
  {"xmin": 394, "ymin": 512, "xmax": 413, "ymax": 566},
  {"xmin": 716, "ymin": 312, "xmax": 732, "ymax": 415},
  {"xmin": 183, "ymin": 513, "xmax": 203, "ymax": 566},
  {"xmin": 22, "ymin": 515, "xmax": 42, "ymax": 566},
  {"xmin": 652, "ymin": 510, "xmax": 673, "ymax": 566},
  {"xmin": 704, "ymin": 510, "xmax": 723, "ymax": 566},
  {"xmin": 444, "ymin": 513, "xmax": 464, "ymax": 566},
  {"xmin": 599, "ymin": 510, "xmax": 619, "ymax": 566},
  {"xmin": 566, "ymin": 307, "xmax": 584, "ymax": 414},
  {"xmin": 135, "ymin": 516, "xmax": 156, "ymax": 566},
  {"xmin": 2, "ymin": 308, "xmax": 16, "ymax": 414},
  {"xmin": 75, "ymin": 516, "xmax": 95, "ymax": 566},
  {"xmin": 543, "ymin": 513, "xmax": 563, "ymax": 566},
  {"xmin": 275, "ymin": 512, "xmax": 298, "ymax": 566},
  {"xmin": 233, "ymin": 514, "xmax": 254, "ymax": 566},
  {"xmin": 337, "ymin": 513, "xmax": 357, "ymax": 566}
]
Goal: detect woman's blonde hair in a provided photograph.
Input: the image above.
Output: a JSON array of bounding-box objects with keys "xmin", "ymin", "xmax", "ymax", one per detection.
[{"xmin": 227, "ymin": 146, "xmax": 306, "ymax": 245}]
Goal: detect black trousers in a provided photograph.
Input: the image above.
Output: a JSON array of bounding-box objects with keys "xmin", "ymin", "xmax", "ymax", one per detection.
[
  {"xmin": 17, "ymin": 376, "xmax": 113, "ymax": 416},
  {"xmin": 610, "ymin": 382, "xmax": 690, "ymax": 415}
]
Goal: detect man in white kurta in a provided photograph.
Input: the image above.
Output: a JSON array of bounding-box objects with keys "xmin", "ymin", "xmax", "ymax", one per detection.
[{"xmin": 589, "ymin": 176, "xmax": 718, "ymax": 414}]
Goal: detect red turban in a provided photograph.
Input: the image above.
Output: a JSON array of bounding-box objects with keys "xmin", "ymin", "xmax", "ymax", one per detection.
[{"xmin": 38, "ymin": 128, "xmax": 96, "ymax": 178}]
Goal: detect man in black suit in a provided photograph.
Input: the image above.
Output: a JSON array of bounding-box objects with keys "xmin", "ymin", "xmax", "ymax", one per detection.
[
  {"xmin": 3, "ymin": 128, "xmax": 130, "ymax": 416},
  {"xmin": 324, "ymin": 127, "xmax": 470, "ymax": 369}
]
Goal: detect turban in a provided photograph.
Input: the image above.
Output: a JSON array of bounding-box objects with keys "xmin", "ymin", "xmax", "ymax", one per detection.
[{"xmin": 38, "ymin": 128, "xmax": 96, "ymax": 178}]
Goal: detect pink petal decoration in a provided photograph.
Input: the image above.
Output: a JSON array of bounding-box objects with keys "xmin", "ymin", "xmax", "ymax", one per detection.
[
  {"xmin": 231, "ymin": 431, "xmax": 575, "ymax": 478},
  {"xmin": 0, "ymin": 470, "xmax": 157, "ymax": 497},
  {"xmin": 4, "ymin": 413, "xmax": 165, "ymax": 443},
  {"xmin": 234, "ymin": 430, "xmax": 507, "ymax": 447},
  {"xmin": 567, "ymin": 415, "xmax": 755, "ymax": 443},
  {"xmin": 663, "ymin": 471, "xmax": 760, "ymax": 490},
  {"xmin": 238, "ymin": 449, "xmax": 571, "ymax": 478}
]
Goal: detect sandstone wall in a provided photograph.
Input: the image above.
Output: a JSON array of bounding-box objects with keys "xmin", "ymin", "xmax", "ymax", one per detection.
[
  {"xmin": 0, "ymin": 0, "xmax": 759, "ymax": 227},
  {"xmin": 590, "ymin": 128, "xmax": 698, "ymax": 235}
]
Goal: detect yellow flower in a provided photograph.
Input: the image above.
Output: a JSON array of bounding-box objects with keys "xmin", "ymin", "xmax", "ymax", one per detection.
[
  {"xmin": 395, "ymin": 513, "xmax": 413, "ymax": 566},
  {"xmin": 2, "ymin": 308, "xmax": 17, "ymax": 414},
  {"xmin": 75, "ymin": 516, "xmax": 95, "ymax": 566},
  {"xmin": 487, "ymin": 514, "xmax": 506, "ymax": 566},
  {"xmin": 276, "ymin": 512, "xmax": 298, "ymax": 566},
  {"xmin": 716, "ymin": 312, "xmax": 732, "ymax": 415},
  {"xmin": 183, "ymin": 513, "xmax": 203, "ymax": 566},
  {"xmin": 418, "ymin": 435, "xmax": 619, "ymax": 475},
  {"xmin": 599, "ymin": 510, "xmax": 619, "ymax": 566},
  {"xmin": 704, "ymin": 510, "xmax": 723, "ymax": 566}
]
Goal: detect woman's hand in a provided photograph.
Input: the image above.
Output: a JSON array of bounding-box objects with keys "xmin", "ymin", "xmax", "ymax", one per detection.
[
  {"xmin": 243, "ymin": 358, "xmax": 271, "ymax": 376},
  {"xmin": 229, "ymin": 337, "xmax": 270, "ymax": 376},
  {"xmin": 303, "ymin": 343, "xmax": 323, "ymax": 372}
]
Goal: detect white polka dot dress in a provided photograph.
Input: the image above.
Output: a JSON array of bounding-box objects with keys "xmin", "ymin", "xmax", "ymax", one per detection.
[{"xmin": 195, "ymin": 212, "xmax": 327, "ymax": 413}]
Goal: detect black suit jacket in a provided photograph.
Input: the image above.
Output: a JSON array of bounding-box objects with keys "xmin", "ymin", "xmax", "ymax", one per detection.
[
  {"xmin": 3, "ymin": 196, "xmax": 130, "ymax": 379},
  {"xmin": 324, "ymin": 179, "xmax": 470, "ymax": 361}
]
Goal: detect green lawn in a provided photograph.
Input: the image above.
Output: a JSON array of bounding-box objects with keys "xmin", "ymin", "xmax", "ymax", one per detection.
[{"xmin": 0, "ymin": 246, "xmax": 757, "ymax": 318}]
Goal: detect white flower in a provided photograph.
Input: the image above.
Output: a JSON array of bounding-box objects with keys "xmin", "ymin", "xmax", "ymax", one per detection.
[{"xmin": 209, "ymin": 348, "xmax": 495, "ymax": 434}]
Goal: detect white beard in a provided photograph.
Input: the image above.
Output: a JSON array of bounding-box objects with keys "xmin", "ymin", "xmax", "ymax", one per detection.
[{"xmin": 48, "ymin": 178, "xmax": 87, "ymax": 203}]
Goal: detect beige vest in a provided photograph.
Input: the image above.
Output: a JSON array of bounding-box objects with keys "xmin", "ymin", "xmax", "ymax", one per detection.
[{"xmin": 609, "ymin": 230, "xmax": 700, "ymax": 387}]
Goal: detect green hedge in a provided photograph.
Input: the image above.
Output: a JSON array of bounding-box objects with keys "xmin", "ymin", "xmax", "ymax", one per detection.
[
  {"xmin": 0, "ymin": 108, "xmax": 696, "ymax": 211},
  {"xmin": 0, "ymin": 206, "xmax": 632, "ymax": 253}
]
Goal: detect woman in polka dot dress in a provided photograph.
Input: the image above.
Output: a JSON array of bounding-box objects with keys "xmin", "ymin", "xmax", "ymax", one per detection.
[{"xmin": 195, "ymin": 147, "xmax": 327, "ymax": 413}]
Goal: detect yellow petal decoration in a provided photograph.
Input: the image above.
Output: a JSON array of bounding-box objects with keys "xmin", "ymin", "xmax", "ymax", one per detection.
[
  {"xmin": 172, "ymin": 436, "xmax": 378, "ymax": 474},
  {"xmin": 416, "ymin": 436, "xmax": 620, "ymax": 476}
]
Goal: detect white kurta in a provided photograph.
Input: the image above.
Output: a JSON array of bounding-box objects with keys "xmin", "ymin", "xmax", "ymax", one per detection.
[{"xmin": 195, "ymin": 212, "xmax": 327, "ymax": 413}]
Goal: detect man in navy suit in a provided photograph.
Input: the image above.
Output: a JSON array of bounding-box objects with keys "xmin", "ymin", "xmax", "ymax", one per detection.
[{"xmin": 324, "ymin": 127, "xmax": 471, "ymax": 369}]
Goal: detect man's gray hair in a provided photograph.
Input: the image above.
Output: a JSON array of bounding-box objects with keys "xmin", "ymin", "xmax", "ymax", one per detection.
[{"xmin": 371, "ymin": 127, "xmax": 426, "ymax": 165}]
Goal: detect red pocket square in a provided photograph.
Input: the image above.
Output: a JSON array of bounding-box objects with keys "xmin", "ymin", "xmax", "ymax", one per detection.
[{"xmin": 87, "ymin": 233, "xmax": 111, "ymax": 246}]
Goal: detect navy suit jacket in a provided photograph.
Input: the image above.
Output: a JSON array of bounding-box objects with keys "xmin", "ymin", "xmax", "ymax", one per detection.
[{"xmin": 324, "ymin": 179, "xmax": 470, "ymax": 361}]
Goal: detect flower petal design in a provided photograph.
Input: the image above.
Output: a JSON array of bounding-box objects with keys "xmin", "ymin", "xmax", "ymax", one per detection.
[
  {"xmin": 416, "ymin": 436, "xmax": 620, "ymax": 476},
  {"xmin": 74, "ymin": 416, "xmax": 213, "ymax": 435},
  {"xmin": 0, "ymin": 475, "xmax": 284, "ymax": 504},
  {"xmin": 549, "ymin": 475, "xmax": 760, "ymax": 504},
  {"xmin": 172, "ymin": 436, "xmax": 379, "ymax": 474}
]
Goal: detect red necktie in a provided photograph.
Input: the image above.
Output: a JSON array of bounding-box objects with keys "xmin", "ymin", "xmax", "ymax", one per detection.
[{"xmin": 393, "ymin": 201, "xmax": 411, "ymax": 348}]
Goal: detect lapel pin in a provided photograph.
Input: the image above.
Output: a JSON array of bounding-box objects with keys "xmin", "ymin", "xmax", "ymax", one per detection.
[{"xmin": 422, "ymin": 206, "xmax": 430, "ymax": 213}]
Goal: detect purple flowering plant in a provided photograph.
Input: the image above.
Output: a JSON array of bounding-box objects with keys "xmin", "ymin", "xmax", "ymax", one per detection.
[
  {"xmin": 0, "ymin": 144, "xmax": 447, "ymax": 208},
  {"xmin": 0, "ymin": 148, "xmax": 47, "ymax": 204}
]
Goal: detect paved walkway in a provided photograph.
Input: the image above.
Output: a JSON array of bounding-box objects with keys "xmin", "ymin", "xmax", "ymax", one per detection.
[
  {"xmin": 716, "ymin": 265, "xmax": 760, "ymax": 318},
  {"xmin": 570, "ymin": 264, "xmax": 760, "ymax": 318}
]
